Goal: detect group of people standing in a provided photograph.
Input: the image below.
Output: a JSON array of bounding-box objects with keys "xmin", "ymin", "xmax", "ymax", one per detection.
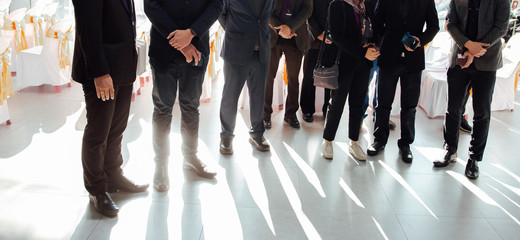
[{"xmin": 71, "ymin": 0, "xmax": 510, "ymax": 217}]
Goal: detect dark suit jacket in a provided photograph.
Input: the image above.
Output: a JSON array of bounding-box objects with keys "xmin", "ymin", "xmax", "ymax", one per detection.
[
  {"xmin": 307, "ymin": 0, "xmax": 333, "ymax": 49},
  {"xmin": 374, "ymin": 0, "xmax": 439, "ymax": 71},
  {"xmin": 144, "ymin": 0, "xmax": 223, "ymax": 61},
  {"xmin": 218, "ymin": 0, "xmax": 275, "ymax": 64},
  {"xmin": 447, "ymin": 0, "xmax": 510, "ymax": 71},
  {"xmin": 329, "ymin": 0, "xmax": 375, "ymax": 70},
  {"xmin": 72, "ymin": 0, "xmax": 137, "ymax": 86},
  {"xmin": 270, "ymin": 0, "xmax": 313, "ymax": 52}
]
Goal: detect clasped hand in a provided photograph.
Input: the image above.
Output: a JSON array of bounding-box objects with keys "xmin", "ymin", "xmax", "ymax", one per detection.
[
  {"xmin": 168, "ymin": 29, "xmax": 194, "ymax": 50},
  {"xmin": 274, "ymin": 25, "xmax": 296, "ymax": 39}
]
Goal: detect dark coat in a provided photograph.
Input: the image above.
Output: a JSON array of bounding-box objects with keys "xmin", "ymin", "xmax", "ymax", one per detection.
[{"xmin": 269, "ymin": 0, "xmax": 313, "ymax": 52}]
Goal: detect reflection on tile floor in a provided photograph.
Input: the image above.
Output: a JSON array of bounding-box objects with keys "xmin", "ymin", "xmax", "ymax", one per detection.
[{"xmin": 0, "ymin": 79, "xmax": 519, "ymax": 240}]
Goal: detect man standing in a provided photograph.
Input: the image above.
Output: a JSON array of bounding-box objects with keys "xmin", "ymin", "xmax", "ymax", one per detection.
[
  {"xmin": 72, "ymin": 0, "xmax": 149, "ymax": 217},
  {"xmin": 433, "ymin": 0, "xmax": 509, "ymax": 179},
  {"xmin": 218, "ymin": 0, "xmax": 275, "ymax": 154},
  {"xmin": 144, "ymin": 0, "xmax": 223, "ymax": 191},
  {"xmin": 263, "ymin": 0, "xmax": 312, "ymax": 129},
  {"xmin": 368, "ymin": 0, "xmax": 439, "ymax": 163}
]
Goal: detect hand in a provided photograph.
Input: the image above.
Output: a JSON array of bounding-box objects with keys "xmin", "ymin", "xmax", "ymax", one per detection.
[
  {"xmin": 464, "ymin": 40, "xmax": 489, "ymax": 57},
  {"xmin": 460, "ymin": 51, "xmax": 475, "ymax": 69},
  {"xmin": 168, "ymin": 29, "xmax": 194, "ymax": 50},
  {"xmin": 179, "ymin": 44, "xmax": 201, "ymax": 65},
  {"xmin": 365, "ymin": 48, "xmax": 380, "ymax": 61},
  {"xmin": 94, "ymin": 74, "xmax": 114, "ymax": 101},
  {"xmin": 316, "ymin": 31, "xmax": 332, "ymax": 44},
  {"xmin": 404, "ymin": 35, "xmax": 421, "ymax": 51},
  {"xmin": 274, "ymin": 25, "xmax": 293, "ymax": 39}
]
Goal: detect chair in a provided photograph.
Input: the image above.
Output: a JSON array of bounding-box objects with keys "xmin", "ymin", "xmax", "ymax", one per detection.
[
  {"xmin": 24, "ymin": 5, "xmax": 46, "ymax": 48},
  {"xmin": 16, "ymin": 19, "xmax": 73, "ymax": 92},
  {"xmin": 1, "ymin": 8, "xmax": 27, "ymax": 72},
  {"xmin": 0, "ymin": 36, "xmax": 13, "ymax": 125},
  {"xmin": 0, "ymin": 0, "xmax": 10, "ymax": 15}
]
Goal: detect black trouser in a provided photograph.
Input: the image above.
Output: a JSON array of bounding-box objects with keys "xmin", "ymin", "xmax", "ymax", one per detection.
[
  {"xmin": 444, "ymin": 65, "xmax": 496, "ymax": 161},
  {"xmin": 265, "ymin": 38, "xmax": 303, "ymax": 119},
  {"xmin": 82, "ymin": 83, "xmax": 133, "ymax": 195},
  {"xmin": 374, "ymin": 65, "xmax": 422, "ymax": 148},
  {"xmin": 300, "ymin": 48, "xmax": 334, "ymax": 115},
  {"xmin": 220, "ymin": 52, "xmax": 268, "ymax": 139},
  {"xmin": 150, "ymin": 57, "xmax": 208, "ymax": 165},
  {"xmin": 323, "ymin": 60, "xmax": 370, "ymax": 141}
]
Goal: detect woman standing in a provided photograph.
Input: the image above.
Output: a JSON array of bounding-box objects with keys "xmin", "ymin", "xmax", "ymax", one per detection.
[{"xmin": 321, "ymin": 0, "xmax": 379, "ymax": 160}]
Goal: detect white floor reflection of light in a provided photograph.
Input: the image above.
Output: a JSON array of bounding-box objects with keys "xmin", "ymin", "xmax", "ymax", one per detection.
[
  {"xmin": 379, "ymin": 161, "xmax": 438, "ymax": 220},
  {"xmin": 339, "ymin": 177, "xmax": 365, "ymax": 209},
  {"xmin": 371, "ymin": 217, "xmax": 390, "ymax": 240},
  {"xmin": 334, "ymin": 142, "xmax": 360, "ymax": 166},
  {"xmin": 491, "ymin": 163, "xmax": 520, "ymax": 183},
  {"xmin": 446, "ymin": 170, "xmax": 520, "ymax": 225},
  {"xmin": 237, "ymin": 154, "xmax": 275, "ymax": 234},
  {"xmin": 414, "ymin": 146, "xmax": 459, "ymax": 163},
  {"xmin": 270, "ymin": 149, "xmax": 323, "ymax": 240},
  {"xmin": 369, "ymin": 161, "xmax": 376, "ymax": 175},
  {"xmin": 283, "ymin": 142, "xmax": 326, "ymax": 198},
  {"xmin": 483, "ymin": 172, "xmax": 520, "ymax": 197},
  {"xmin": 488, "ymin": 184, "xmax": 520, "ymax": 209},
  {"xmin": 491, "ymin": 116, "xmax": 520, "ymax": 135}
]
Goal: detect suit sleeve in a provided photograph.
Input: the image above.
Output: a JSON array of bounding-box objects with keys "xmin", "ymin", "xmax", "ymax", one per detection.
[
  {"xmin": 218, "ymin": 0, "xmax": 229, "ymax": 30},
  {"xmin": 73, "ymin": 0, "xmax": 109, "ymax": 79},
  {"xmin": 418, "ymin": 0, "xmax": 439, "ymax": 46},
  {"xmin": 480, "ymin": 0, "xmax": 509, "ymax": 47},
  {"xmin": 329, "ymin": 1, "xmax": 366, "ymax": 59},
  {"xmin": 286, "ymin": 0, "xmax": 313, "ymax": 32},
  {"xmin": 373, "ymin": 0, "xmax": 385, "ymax": 44},
  {"xmin": 190, "ymin": 0, "xmax": 224, "ymax": 36},
  {"xmin": 144, "ymin": 0, "xmax": 181, "ymax": 38},
  {"xmin": 447, "ymin": 0, "xmax": 469, "ymax": 50}
]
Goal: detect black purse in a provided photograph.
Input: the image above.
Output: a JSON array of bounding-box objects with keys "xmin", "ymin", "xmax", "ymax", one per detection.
[{"xmin": 313, "ymin": 7, "xmax": 341, "ymax": 90}]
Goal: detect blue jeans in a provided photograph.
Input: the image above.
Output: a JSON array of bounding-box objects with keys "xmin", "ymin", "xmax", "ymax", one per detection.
[{"xmin": 362, "ymin": 58, "xmax": 378, "ymax": 119}]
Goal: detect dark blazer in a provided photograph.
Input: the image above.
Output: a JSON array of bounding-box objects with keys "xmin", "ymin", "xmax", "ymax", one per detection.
[
  {"xmin": 307, "ymin": 0, "xmax": 333, "ymax": 49},
  {"xmin": 447, "ymin": 0, "xmax": 510, "ymax": 71},
  {"xmin": 218, "ymin": 0, "xmax": 275, "ymax": 64},
  {"xmin": 329, "ymin": 0, "xmax": 374, "ymax": 70},
  {"xmin": 72, "ymin": 0, "xmax": 137, "ymax": 86},
  {"xmin": 270, "ymin": 0, "xmax": 313, "ymax": 52},
  {"xmin": 144, "ymin": 0, "xmax": 223, "ymax": 61},
  {"xmin": 374, "ymin": 0, "xmax": 439, "ymax": 71}
]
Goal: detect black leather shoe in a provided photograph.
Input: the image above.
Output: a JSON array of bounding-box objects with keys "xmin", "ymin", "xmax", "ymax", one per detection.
[
  {"xmin": 465, "ymin": 159, "xmax": 479, "ymax": 179},
  {"xmin": 263, "ymin": 119, "xmax": 271, "ymax": 129},
  {"xmin": 284, "ymin": 118, "xmax": 300, "ymax": 128},
  {"xmin": 219, "ymin": 138, "xmax": 233, "ymax": 155},
  {"xmin": 184, "ymin": 158, "xmax": 217, "ymax": 179},
  {"xmin": 109, "ymin": 176, "xmax": 149, "ymax": 193},
  {"xmin": 399, "ymin": 145, "xmax": 413, "ymax": 163},
  {"xmin": 89, "ymin": 192, "xmax": 119, "ymax": 217},
  {"xmin": 249, "ymin": 136, "xmax": 270, "ymax": 152},
  {"xmin": 367, "ymin": 141, "xmax": 385, "ymax": 156},
  {"xmin": 433, "ymin": 150, "xmax": 457, "ymax": 167},
  {"xmin": 389, "ymin": 120, "xmax": 396, "ymax": 130},
  {"xmin": 302, "ymin": 113, "xmax": 313, "ymax": 123},
  {"xmin": 460, "ymin": 118, "xmax": 472, "ymax": 133},
  {"xmin": 153, "ymin": 165, "xmax": 170, "ymax": 192}
]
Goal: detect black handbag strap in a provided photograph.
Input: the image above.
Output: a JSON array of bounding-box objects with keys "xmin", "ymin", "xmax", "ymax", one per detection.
[{"xmin": 315, "ymin": 2, "xmax": 341, "ymax": 68}]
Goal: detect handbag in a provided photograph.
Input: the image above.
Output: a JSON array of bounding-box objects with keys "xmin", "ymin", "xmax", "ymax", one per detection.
[{"xmin": 313, "ymin": 7, "xmax": 341, "ymax": 90}]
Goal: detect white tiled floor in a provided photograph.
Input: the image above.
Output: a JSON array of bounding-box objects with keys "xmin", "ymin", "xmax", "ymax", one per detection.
[{"xmin": 0, "ymin": 77, "xmax": 519, "ymax": 240}]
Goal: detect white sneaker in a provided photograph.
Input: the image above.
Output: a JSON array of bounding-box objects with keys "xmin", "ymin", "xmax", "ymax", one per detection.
[
  {"xmin": 349, "ymin": 140, "xmax": 367, "ymax": 161},
  {"xmin": 322, "ymin": 140, "xmax": 333, "ymax": 159}
]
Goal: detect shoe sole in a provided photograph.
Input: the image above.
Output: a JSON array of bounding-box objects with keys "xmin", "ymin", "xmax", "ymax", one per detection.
[
  {"xmin": 219, "ymin": 148, "xmax": 233, "ymax": 155},
  {"xmin": 459, "ymin": 126, "xmax": 472, "ymax": 133},
  {"xmin": 367, "ymin": 146, "xmax": 384, "ymax": 156},
  {"xmin": 183, "ymin": 162, "xmax": 217, "ymax": 179},
  {"xmin": 322, "ymin": 153, "xmax": 333, "ymax": 160},
  {"xmin": 348, "ymin": 148, "xmax": 367, "ymax": 161},
  {"xmin": 249, "ymin": 138, "xmax": 270, "ymax": 152}
]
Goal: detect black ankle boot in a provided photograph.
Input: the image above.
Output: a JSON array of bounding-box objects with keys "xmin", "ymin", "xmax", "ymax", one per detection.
[{"xmin": 154, "ymin": 165, "xmax": 170, "ymax": 192}]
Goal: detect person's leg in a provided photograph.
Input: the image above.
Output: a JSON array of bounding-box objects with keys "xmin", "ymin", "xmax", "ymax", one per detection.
[
  {"xmin": 362, "ymin": 58, "xmax": 378, "ymax": 119},
  {"xmin": 348, "ymin": 65, "xmax": 370, "ymax": 141},
  {"xmin": 459, "ymin": 86, "xmax": 473, "ymax": 132},
  {"xmin": 372, "ymin": 67, "xmax": 400, "ymax": 145},
  {"xmin": 264, "ymin": 45, "xmax": 283, "ymax": 121},
  {"xmin": 300, "ymin": 49, "xmax": 319, "ymax": 117},
  {"xmin": 444, "ymin": 67, "xmax": 471, "ymax": 154},
  {"xmin": 397, "ymin": 70, "xmax": 422, "ymax": 148},
  {"xmin": 248, "ymin": 52, "xmax": 269, "ymax": 139},
  {"xmin": 283, "ymin": 40, "xmax": 304, "ymax": 121},
  {"xmin": 468, "ymin": 70, "xmax": 496, "ymax": 161},
  {"xmin": 220, "ymin": 61, "xmax": 249, "ymax": 140},
  {"xmin": 323, "ymin": 64, "xmax": 354, "ymax": 141}
]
